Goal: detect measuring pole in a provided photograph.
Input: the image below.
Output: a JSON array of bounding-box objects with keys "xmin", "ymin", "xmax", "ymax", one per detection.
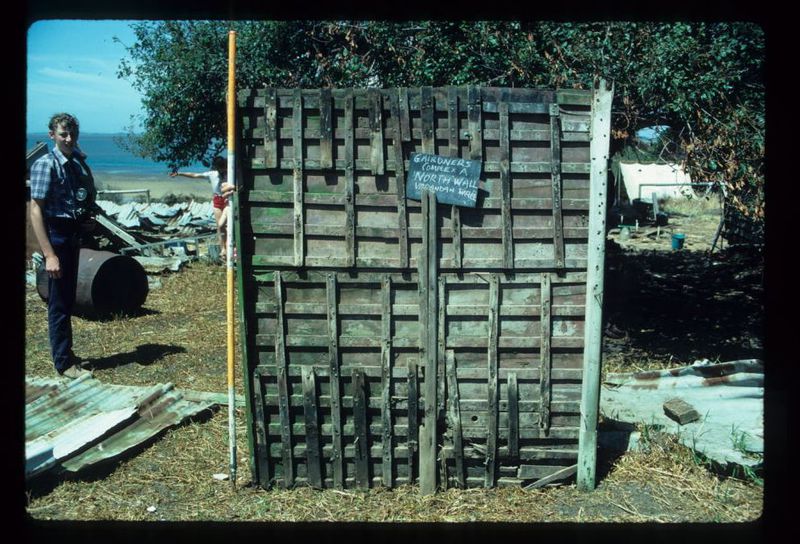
[{"xmin": 226, "ymin": 29, "xmax": 237, "ymax": 489}]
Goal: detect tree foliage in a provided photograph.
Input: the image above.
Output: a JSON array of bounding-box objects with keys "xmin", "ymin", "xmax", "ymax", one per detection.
[{"xmin": 117, "ymin": 21, "xmax": 764, "ymax": 218}]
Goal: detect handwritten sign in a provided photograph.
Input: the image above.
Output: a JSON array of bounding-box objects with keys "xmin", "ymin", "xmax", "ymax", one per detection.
[{"xmin": 406, "ymin": 152, "xmax": 482, "ymax": 207}]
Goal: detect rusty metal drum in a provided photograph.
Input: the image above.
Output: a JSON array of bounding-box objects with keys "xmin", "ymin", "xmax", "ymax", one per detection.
[{"xmin": 36, "ymin": 249, "xmax": 149, "ymax": 318}]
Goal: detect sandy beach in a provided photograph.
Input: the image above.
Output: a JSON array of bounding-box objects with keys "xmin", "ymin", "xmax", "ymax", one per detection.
[{"xmin": 94, "ymin": 173, "xmax": 213, "ymax": 201}]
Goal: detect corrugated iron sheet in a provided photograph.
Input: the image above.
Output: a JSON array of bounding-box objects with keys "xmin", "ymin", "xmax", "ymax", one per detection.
[
  {"xmin": 25, "ymin": 375, "xmax": 217, "ymax": 480},
  {"xmin": 600, "ymin": 359, "xmax": 763, "ymax": 468}
]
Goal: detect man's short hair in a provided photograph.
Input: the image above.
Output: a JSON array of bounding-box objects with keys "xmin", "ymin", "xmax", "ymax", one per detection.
[{"xmin": 48, "ymin": 113, "xmax": 80, "ymax": 134}]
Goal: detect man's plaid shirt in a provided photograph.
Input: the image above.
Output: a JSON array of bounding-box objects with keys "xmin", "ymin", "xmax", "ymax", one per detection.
[{"xmin": 29, "ymin": 146, "xmax": 88, "ymax": 220}]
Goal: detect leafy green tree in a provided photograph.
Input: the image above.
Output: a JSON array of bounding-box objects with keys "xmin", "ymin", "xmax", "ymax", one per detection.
[{"xmin": 117, "ymin": 20, "xmax": 764, "ymax": 218}]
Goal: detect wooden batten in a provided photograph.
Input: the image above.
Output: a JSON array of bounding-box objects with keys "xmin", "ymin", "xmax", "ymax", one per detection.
[
  {"xmin": 539, "ymin": 272, "xmax": 552, "ymax": 435},
  {"xmin": 407, "ymin": 358, "xmax": 418, "ymax": 485},
  {"xmin": 499, "ymin": 97, "xmax": 513, "ymax": 269},
  {"xmin": 390, "ymin": 90, "xmax": 410, "ymax": 268},
  {"xmin": 369, "ymin": 88, "xmax": 385, "ymax": 175},
  {"xmin": 318, "ymin": 88, "xmax": 333, "ymax": 169},
  {"xmin": 326, "ymin": 273, "xmax": 345, "ymax": 488},
  {"xmin": 251, "ymin": 370, "xmax": 271, "ymax": 488},
  {"xmin": 302, "ymin": 366, "xmax": 323, "ymax": 488},
  {"xmin": 549, "ymin": 102, "xmax": 565, "ymax": 269},
  {"xmin": 447, "ymin": 86, "xmax": 463, "ymax": 269},
  {"xmin": 344, "ymin": 89, "xmax": 356, "ymax": 267},
  {"xmin": 352, "ymin": 368, "xmax": 370, "ymax": 489},
  {"xmin": 446, "ymin": 350, "xmax": 465, "ymax": 488},
  {"xmin": 485, "ymin": 274, "xmax": 500, "ymax": 488},
  {"xmin": 292, "ymin": 89, "xmax": 304, "ymax": 267},
  {"xmin": 381, "ymin": 275, "xmax": 394, "ymax": 487},
  {"xmin": 274, "ymin": 272, "xmax": 294, "ymax": 488},
  {"xmin": 264, "ymin": 87, "xmax": 278, "ymax": 168},
  {"xmin": 507, "ymin": 372, "xmax": 519, "ymax": 460}
]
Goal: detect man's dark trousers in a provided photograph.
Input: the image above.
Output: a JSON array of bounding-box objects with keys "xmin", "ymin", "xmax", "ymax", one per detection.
[{"xmin": 46, "ymin": 224, "xmax": 80, "ymax": 373}]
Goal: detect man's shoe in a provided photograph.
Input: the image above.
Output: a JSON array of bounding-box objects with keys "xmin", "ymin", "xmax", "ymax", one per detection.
[{"xmin": 60, "ymin": 365, "xmax": 93, "ymax": 379}]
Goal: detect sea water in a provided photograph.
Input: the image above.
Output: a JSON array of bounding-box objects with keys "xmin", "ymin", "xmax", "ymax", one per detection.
[{"xmin": 26, "ymin": 133, "xmax": 208, "ymax": 182}]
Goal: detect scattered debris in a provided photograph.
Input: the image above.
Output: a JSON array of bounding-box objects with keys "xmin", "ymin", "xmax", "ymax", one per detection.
[
  {"xmin": 600, "ymin": 359, "xmax": 763, "ymax": 469},
  {"xmin": 212, "ymin": 473, "xmax": 229, "ymax": 481}
]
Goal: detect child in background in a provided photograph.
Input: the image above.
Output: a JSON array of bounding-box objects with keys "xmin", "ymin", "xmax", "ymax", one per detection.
[{"xmin": 170, "ymin": 157, "xmax": 236, "ymax": 261}]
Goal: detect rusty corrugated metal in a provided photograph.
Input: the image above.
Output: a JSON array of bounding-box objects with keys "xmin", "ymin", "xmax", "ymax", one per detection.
[
  {"xmin": 25, "ymin": 376, "xmax": 216, "ymax": 480},
  {"xmin": 600, "ymin": 359, "xmax": 763, "ymax": 468}
]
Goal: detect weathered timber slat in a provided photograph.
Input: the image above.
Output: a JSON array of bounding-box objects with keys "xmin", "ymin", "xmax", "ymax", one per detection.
[
  {"xmin": 468, "ymin": 85, "xmax": 483, "ymax": 162},
  {"xmin": 446, "ymin": 350, "xmax": 465, "ymax": 488},
  {"xmin": 257, "ymin": 301, "xmax": 586, "ymax": 318},
  {"xmin": 276, "ymin": 366, "xmax": 293, "ymax": 488},
  {"xmin": 302, "ymin": 366, "xmax": 323, "ymax": 488},
  {"xmin": 389, "ymin": 90, "xmax": 410, "ymax": 267},
  {"xmin": 247, "ymin": 224, "xmax": 591, "ymax": 241},
  {"xmin": 251, "ymin": 371, "xmax": 271, "ymax": 487},
  {"xmin": 292, "ymin": 89, "xmax": 305, "ymax": 267},
  {"xmin": 486, "ymin": 274, "xmax": 500, "ymax": 488},
  {"xmin": 407, "ymin": 359, "xmax": 418, "ymax": 484},
  {"xmin": 244, "ymin": 125, "xmax": 590, "ymax": 143},
  {"xmin": 421, "ymin": 86, "xmax": 435, "ymax": 155},
  {"xmin": 246, "ymin": 157, "xmax": 591, "ymax": 174},
  {"xmin": 263, "ymin": 422, "xmax": 581, "ymax": 446},
  {"xmin": 250, "ymin": 269, "xmax": 588, "ymax": 285},
  {"xmin": 318, "ymin": 88, "xmax": 333, "ymax": 169},
  {"xmin": 499, "ymin": 97, "xmax": 513, "ymax": 269},
  {"xmin": 380, "ymin": 275, "xmax": 393, "ymax": 487},
  {"xmin": 399, "ymin": 87, "xmax": 411, "ymax": 142},
  {"xmin": 437, "ymin": 276, "xmax": 447, "ymax": 423},
  {"xmin": 540, "ymin": 272, "xmax": 553, "ymax": 435},
  {"xmin": 245, "ymin": 190, "xmax": 591, "ymax": 209},
  {"xmin": 274, "ymin": 271, "xmax": 294, "ymax": 488},
  {"xmin": 550, "ymin": 103, "xmax": 565, "ymax": 269},
  {"xmin": 447, "ymin": 86, "xmax": 462, "ymax": 269},
  {"xmin": 369, "ymin": 88, "xmax": 385, "ymax": 175},
  {"xmin": 419, "ymin": 189, "xmax": 438, "ymax": 495},
  {"xmin": 344, "ymin": 89, "xmax": 356, "ymax": 267},
  {"xmin": 326, "ymin": 274, "xmax": 344, "ymax": 488},
  {"xmin": 352, "ymin": 368, "xmax": 369, "ymax": 489},
  {"xmin": 264, "ymin": 87, "xmax": 278, "ymax": 168},
  {"xmin": 254, "ymin": 334, "xmax": 585, "ymax": 350},
  {"xmin": 508, "ymin": 372, "xmax": 519, "ymax": 460},
  {"xmin": 249, "ymin": 255, "xmax": 590, "ymax": 271}
]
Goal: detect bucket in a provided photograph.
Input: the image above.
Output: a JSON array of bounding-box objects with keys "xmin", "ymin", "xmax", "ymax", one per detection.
[{"xmin": 671, "ymin": 233, "xmax": 686, "ymax": 250}]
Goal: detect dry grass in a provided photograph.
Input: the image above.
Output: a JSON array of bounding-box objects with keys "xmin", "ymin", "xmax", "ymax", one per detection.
[{"xmin": 25, "ymin": 257, "xmax": 764, "ymax": 524}]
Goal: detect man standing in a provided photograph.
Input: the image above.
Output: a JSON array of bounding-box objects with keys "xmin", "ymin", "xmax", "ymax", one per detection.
[{"xmin": 29, "ymin": 113, "xmax": 96, "ymax": 379}]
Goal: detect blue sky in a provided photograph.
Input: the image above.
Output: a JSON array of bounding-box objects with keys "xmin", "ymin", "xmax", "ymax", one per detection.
[{"xmin": 27, "ymin": 20, "xmax": 144, "ymax": 134}]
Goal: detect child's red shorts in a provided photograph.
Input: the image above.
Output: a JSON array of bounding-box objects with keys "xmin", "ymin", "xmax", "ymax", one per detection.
[{"xmin": 213, "ymin": 194, "xmax": 228, "ymax": 210}]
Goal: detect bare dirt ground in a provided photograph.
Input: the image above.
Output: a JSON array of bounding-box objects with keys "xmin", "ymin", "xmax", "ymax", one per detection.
[{"xmin": 22, "ymin": 195, "xmax": 769, "ymax": 535}]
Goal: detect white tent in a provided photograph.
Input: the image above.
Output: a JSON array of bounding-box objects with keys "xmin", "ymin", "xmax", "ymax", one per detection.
[{"xmin": 618, "ymin": 162, "xmax": 693, "ymax": 202}]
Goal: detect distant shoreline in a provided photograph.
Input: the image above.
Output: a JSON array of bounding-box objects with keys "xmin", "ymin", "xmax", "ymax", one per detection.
[{"xmin": 95, "ymin": 173, "xmax": 212, "ymax": 201}]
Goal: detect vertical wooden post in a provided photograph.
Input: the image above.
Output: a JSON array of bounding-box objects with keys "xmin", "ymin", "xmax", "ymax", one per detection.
[
  {"xmin": 549, "ymin": 103, "xmax": 565, "ymax": 269},
  {"xmin": 264, "ymin": 87, "xmax": 278, "ymax": 168},
  {"xmin": 507, "ymin": 372, "xmax": 519, "ymax": 460},
  {"xmin": 577, "ymin": 79, "xmax": 613, "ymax": 491},
  {"xmin": 539, "ymin": 273, "xmax": 552, "ymax": 435},
  {"xmin": 326, "ymin": 273, "xmax": 344, "ymax": 489},
  {"xmin": 445, "ymin": 350, "xmax": 465, "ymax": 488},
  {"xmin": 499, "ymin": 96, "xmax": 513, "ymax": 269},
  {"xmin": 319, "ymin": 88, "xmax": 333, "ymax": 169},
  {"xmin": 344, "ymin": 89, "xmax": 356, "ymax": 267},
  {"xmin": 293, "ymin": 89, "xmax": 305, "ymax": 267},
  {"xmin": 407, "ymin": 358, "xmax": 418, "ymax": 485},
  {"xmin": 419, "ymin": 189, "xmax": 438, "ymax": 495},
  {"xmin": 390, "ymin": 89, "xmax": 409, "ymax": 268},
  {"xmin": 447, "ymin": 86, "xmax": 462, "ymax": 269},
  {"xmin": 468, "ymin": 85, "xmax": 483, "ymax": 161},
  {"xmin": 302, "ymin": 366, "xmax": 323, "ymax": 488},
  {"xmin": 274, "ymin": 272, "xmax": 294, "ymax": 488},
  {"xmin": 369, "ymin": 88, "xmax": 385, "ymax": 175},
  {"xmin": 485, "ymin": 274, "xmax": 499, "ymax": 488},
  {"xmin": 352, "ymin": 368, "xmax": 370, "ymax": 489},
  {"xmin": 381, "ymin": 275, "xmax": 394, "ymax": 488},
  {"xmin": 251, "ymin": 369, "xmax": 271, "ymax": 488}
]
